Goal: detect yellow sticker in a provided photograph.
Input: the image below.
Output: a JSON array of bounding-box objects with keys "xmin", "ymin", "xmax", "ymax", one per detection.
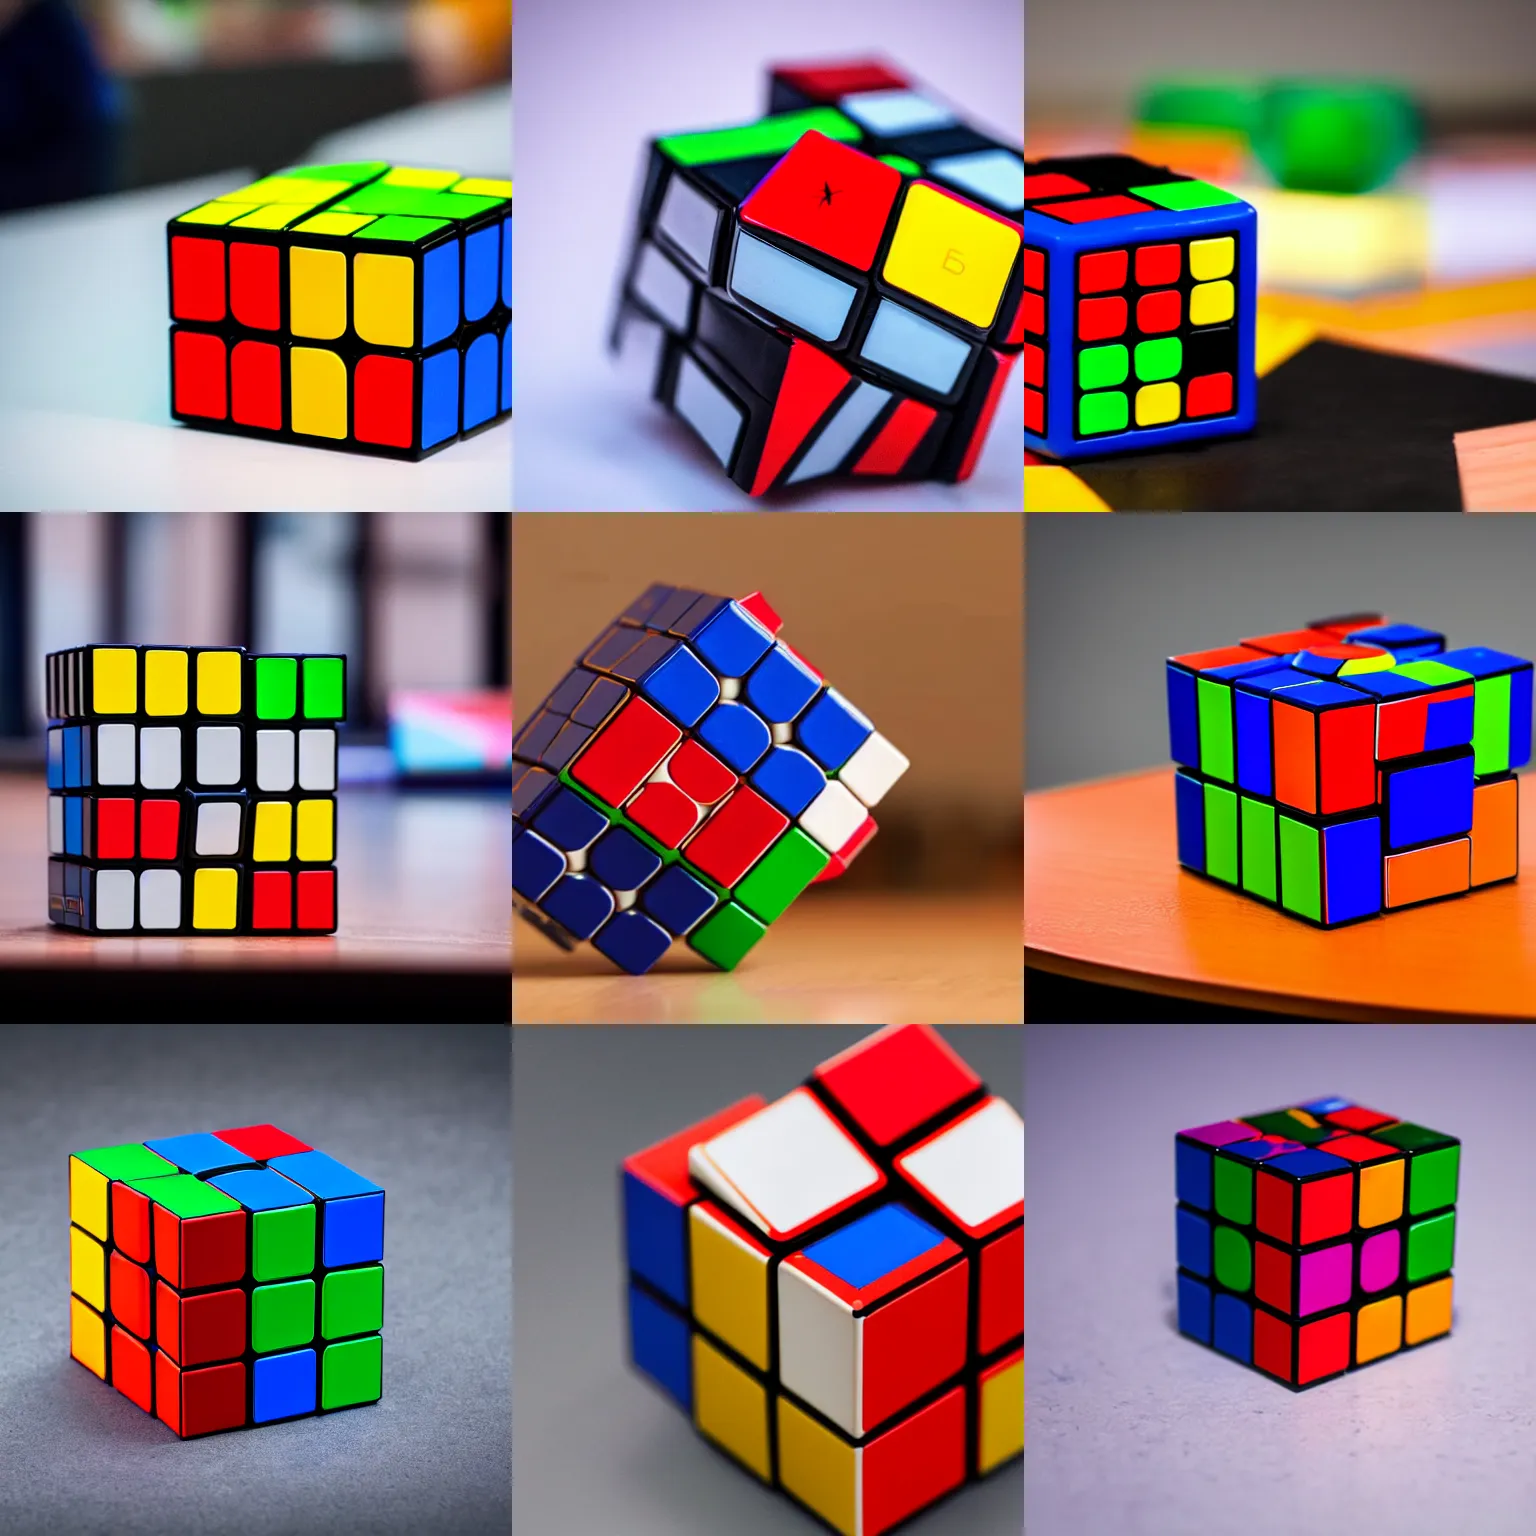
[
  {"xmin": 882, "ymin": 183, "xmax": 1021, "ymax": 328},
  {"xmin": 353, "ymin": 253, "xmax": 416, "ymax": 347},
  {"xmin": 291, "ymin": 349, "xmax": 348, "ymax": 439},
  {"xmin": 145, "ymin": 650, "xmax": 188, "ymax": 717}
]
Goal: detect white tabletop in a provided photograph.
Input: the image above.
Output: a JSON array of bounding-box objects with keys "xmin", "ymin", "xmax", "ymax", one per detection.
[
  {"xmin": 512, "ymin": 0, "xmax": 1023, "ymax": 510},
  {"xmin": 0, "ymin": 89, "xmax": 511, "ymax": 510}
]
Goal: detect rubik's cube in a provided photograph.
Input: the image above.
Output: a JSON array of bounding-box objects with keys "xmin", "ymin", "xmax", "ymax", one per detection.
[
  {"xmin": 1023, "ymin": 154, "xmax": 1257, "ymax": 460},
  {"xmin": 68, "ymin": 1125, "xmax": 384, "ymax": 1437},
  {"xmin": 512, "ymin": 584, "xmax": 908, "ymax": 974},
  {"xmin": 167, "ymin": 163, "xmax": 511, "ymax": 458},
  {"xmin": 612, "ymin": 59, "xmax": 1023, "ymax": 493},
  {"xmin": 623, "ymin": 1026, "xmax": 1023, "ymax": 1534},
  {"xmin": 46, "ymin": 645, "xmax": 344, "ymax": 934},
  {"xmin": 1168, "ymin": 614, "xmax": 1530, "ymax": 924},
  {"xmin": 1176, "ymin": 1099, "xmax": 1458, "ymax": 1389}
]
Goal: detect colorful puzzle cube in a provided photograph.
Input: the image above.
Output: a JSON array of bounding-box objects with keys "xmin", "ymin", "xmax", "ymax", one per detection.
[
  {"xmin": 1167, "ymin": 614, "xmax": 1529, "ymax": 924},
  {"xmin": 46, "ymin": 645, "xmax": 344, "ymax": 934},
  {"xmin": 1177, "ymin": 1099, "xmax": 1458, "ymax": 1389},
  {"xmin": 167, "ymin": 163, "xmax": 511, "ymax": 458},
  {"xmin": 512, "ymin": 584, "xmax": 909, "ymax": 973},
  {"xmin": 1023, "ymin": 153, "xmax": 1257, "ymax": 461},
  {"xmin": 622, "ymin": 1026, "xmax": 1023, "ymax": 1533},
  {"xmin": 68, "ymin": 1125, "xmax": 384, "ymax": 1436},
  {"xmin": 612, "ymin": 58, "xmax": 1023, "ymax": 493}
]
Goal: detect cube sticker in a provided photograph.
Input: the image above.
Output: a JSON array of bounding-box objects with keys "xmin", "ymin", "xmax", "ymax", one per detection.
[
  {"xmin": 1023, "ymin": 152, "xmax": 1257, "ymax": 462},
  {"xmin": 1177, "ymin": 1100, "xmax": 1458, "ymax": 1388},
  {"xmin": 612, "ymin": 58, "xmax": 1023, "ymax": 494},
  {"xmin": 513, "ymin": 584, "xmax": 909, "ymax": 974},
  {"xmin": 168, "ymin": 163, "xmax": 511, "ymax": 459},
  {"xmin": 622, "ymin": 1026, "xmax": 1023, "ymax": 1530},
  {"xmin": 45, "ymin": 646, "xmax": 344, "ymax": 935},
  {"xmin": 68, "ymin": 1125, "xmax": 384, "ymax": 1436},
  {"xmin": 1167, "ymin": 614, "xmax": 1529, "ymax": 925}
]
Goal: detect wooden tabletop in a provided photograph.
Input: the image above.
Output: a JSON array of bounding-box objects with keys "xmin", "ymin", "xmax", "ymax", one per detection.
[
  {"xmin": 513, "ymin": 891, "xmax": 1023, "ymax": 1024},
  {"xmin": 0, "ymin": 774, "xmax": 510, "ymax": 974},
  {"xmin": 1025, "ymin": 766, "xmax": 1536, "ymax": 1020}
]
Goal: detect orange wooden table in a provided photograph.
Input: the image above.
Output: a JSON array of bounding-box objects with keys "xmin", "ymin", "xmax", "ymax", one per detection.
[{"xmin": 1025, "ymin": 766, "xmax": 1536, "ymax": 1020}]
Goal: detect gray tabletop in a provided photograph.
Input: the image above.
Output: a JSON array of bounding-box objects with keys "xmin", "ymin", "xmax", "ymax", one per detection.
[
  {"xmin": 0, "ymin": 1023, "xmax": 510, "ymax": 1536},
  {"xmin": 1026, "ymin": 1023, "xmax": 1536, "ymax": 1536},
  {"xmin": 512, "ymin": 1025, "xmax": 1023, "ymax": 1535}
]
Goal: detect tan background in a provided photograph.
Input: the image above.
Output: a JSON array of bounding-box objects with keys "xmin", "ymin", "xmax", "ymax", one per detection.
[
  {"xmin": 513, "ymin": 512, "xmax": 1022, "ymax": 826},
  {"xmin": 511, "ymin": 513, "xmax": 1023, "ymax": 1022}
]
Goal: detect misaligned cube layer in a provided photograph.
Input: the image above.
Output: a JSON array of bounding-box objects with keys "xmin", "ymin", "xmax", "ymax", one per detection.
[
  {"xmin": 1167, "ymin": 614, "xmax": 1529, "ymax": 926},
  {"xmin": 46, "ymin": 646, "xmax": 344, "ymax": 935},
  {"xmin": 512, "ymin": 584, "xmax": 909, "ymax": 974},
  {"xmin": 1023, "ymin": 153, "xmax": 1257, "ymax": 461},
  {"xmin": 168, "ymin": 162, "xmax": 511, "ymax": 459},
  {"xmin": 613, "ymin": 58, "xmax": 1023, "ymax": 495},
  {"xmin": 1176, "ymin": 1100, "xmax": 1458, "ymax": 1390},
  {"xmin": 622, "ymin": 1027, "xmax": 1023, "ymax": 1536},
  {"xmin": 68, "ymin": 1125, "xmax": 384, "ymax": 1437}
]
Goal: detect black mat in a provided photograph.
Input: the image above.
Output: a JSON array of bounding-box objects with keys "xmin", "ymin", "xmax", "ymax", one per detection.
[{"xmin": 1072, "ymin": 339, "xmax": 1536, "ymax": 511}]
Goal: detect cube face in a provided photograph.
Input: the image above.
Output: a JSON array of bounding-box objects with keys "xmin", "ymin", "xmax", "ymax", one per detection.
[
  {"xmin": 622, "ymin": 1027, "xmax": 1022, "ymax": 1529},
  {"xmin": 45, "ymin": 646, "xmax": 343, "ymax": 935},
  {"xmin": 1168, "ymin": 616, "xmax": 1528, "ymax": 926},
  {"xmin": 513, "ymin": 585, "xmax": 908, "ymax": 974},
  {"xmin": 67, "ymin": 1126, "xmax": 384, "ymax": 1437},
  {"xmin": 167, "ymin": 163, "xmax": 511, "ymax": 460},
  {"xmin": 613, "ymin": 59, "xmax": 1023, "ymax": 495},
  {"xmin": 1176, "ymin": 1099, "xmax": 1457, "ymax": 1389},
  {"xmin": 1023, "ymin": 154, "xmax": 1257, "ymax": 462}
]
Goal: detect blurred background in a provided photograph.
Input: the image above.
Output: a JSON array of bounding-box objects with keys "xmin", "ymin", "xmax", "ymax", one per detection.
[
  {"xmin": 1027, "ymin": 0, "xmax": 1536, "ymax": 378},
  {"xmin": 0, "ymin": 2, "xmax": 511, "ymax": 511},
  {"xmin": 0, "ymin": 0, "xmax": 510, "ymax": 212},
  {"xmin": 512, "ymin": 513, "xmax": 1023, "ymax": 1024},
  {"xmin": 0, "ymin": 511, "xmax": 509, "ymax": 771},
  {"xmin": 0, "ymin": 511, "xmax": 511, "ymax": 1020},
  {"xmin": 1027, "ymin": 512, "xmax": 1536, "ymax": 790}
]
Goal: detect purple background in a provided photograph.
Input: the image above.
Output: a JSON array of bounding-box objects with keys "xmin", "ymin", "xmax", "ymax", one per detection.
[
  {"xmin": 512, "ymin": 0, "xmax": 1023, "ymax": 509},
  {"xmin": 1027, "ymin": 1024, "xmax": 1536, "ymax": 1536}
]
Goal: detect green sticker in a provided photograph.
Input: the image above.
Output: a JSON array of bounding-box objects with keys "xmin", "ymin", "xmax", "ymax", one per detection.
[
  {"xmin": 285, "ymin": 161, "xmax": 389, "ymax": 184},
  {"xmin": 1203, "ymin": 782, "xmax": 1238, "ymax": 885},
  {"xmin": 1279, "ymin": 815, "xmax": 1321, "ymax": 920},
  {"xmin": 1240, "ymin": 797, "xmax": 1276, "ymax": 900},
  {"xmin": 735, "ymin": 830, "xmax": 829, "ymax": 924},
  {"xmin": 1135, "ymin": 337, "xmax": 1183, "ymax": 383},
  {"xmin": 1406, "ymin": 1211, "xmax": 1455, "ymax": 1282},
  {"xmin": 256, "ymin": 657, "xmax": 298, "ymax": 720},
  {"xmin": 253, "ymin": 1203, "xmax": 316, "ymax": 1281},
  {"xmin": 252, "ymin": 1280, "xmax": 316, "ymax": 1354},
  {"xmin": 1197, "ymin": 677, "xmax": 1235, "ymax": 783},
  {"xmin": 1078, "ymin": 345, "xmax": 1129, "ymax": 391},
  {"xmin": 880, "ymin": 155, "xmax": 923, "ymax": 176},
  {"xmin": 659, "ymin": 109, "xmax": 861, "ymax": 166},
  {"xmin": 322, "ymin": 1265, "xmax": 385, "ymax": 1340},
  {"xmin": 1079, "ymin": 390, "xmax": 1128, "ymax": 436},
  {"xmin": 126, "ymin": 1173, "xmax": 241, "ymax": 1220},
  {"xmin": 1473, "ymin": 672, "xmax": 1512, "ymax": 775},
  {"xmin": 322, "ymin": 1334, "xmax": 383, "ymax": 1409},
  {"xmin": 1213, "ymin": 1154, "xmax": 1253, "ymax": 1225},
  {"xmin": 303, "ymin": 657, "xmax": 345, "ymax": 720},
  {"xmin": 1393, "ymin": 660, "xmax": 1471, "ymax": 688},
  {"xmin": 1130, "ymin": 179, "xmax": 1245, "ymax": 211},
  {"xmin": 689, "ymin": 902, "xmax": 767, "ymax": 970},
  {"xmin": 1213, "ymin": 1224, "xmax": 1251, "ymax": 1292},
  {"xmin": 73, "ymin": 1143, "xmax": 177, "ymax": 1181},
  {"xmin": 360, "ymin": 214, "xmax": 453, "ymax": 243},
  {"xmin": 1409, "ymin": 1144, "xmax": 1460, "ymax": 1214}
]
